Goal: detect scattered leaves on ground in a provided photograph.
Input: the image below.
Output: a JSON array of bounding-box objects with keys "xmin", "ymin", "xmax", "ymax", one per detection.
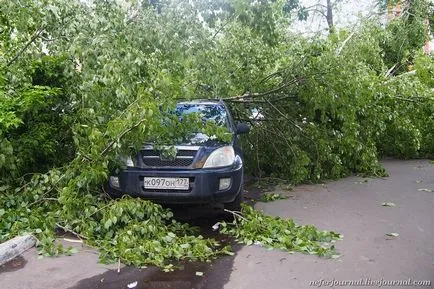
[
  {"xmin": 386, "ymin": 233, "xmax": 399, "ymax": 238},
  {"xmin": 220, "ymin": 205, "xmax": 341, "ymax": 257},
  {"xmin": 381, "ymin": 202, "xmax": 396, "ymax": 207},
  {"xmin": 417, "ymin": 188, "xmax": 433, "ymax": 192},
  {"xmin": 260, "ymin": 192, "xmax": 289, "ymax": 202}
]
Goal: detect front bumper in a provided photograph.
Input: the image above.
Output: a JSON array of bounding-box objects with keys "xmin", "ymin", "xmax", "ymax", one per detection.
[{"xmin": 108, "ymin": 162, "xmax": 243, "ymax": 204}]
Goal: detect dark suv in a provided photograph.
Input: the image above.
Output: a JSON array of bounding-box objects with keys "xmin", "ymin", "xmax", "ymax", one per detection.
[{"xmin": 107, "ymin": 100, "xmax": 249, "ymax": 210}]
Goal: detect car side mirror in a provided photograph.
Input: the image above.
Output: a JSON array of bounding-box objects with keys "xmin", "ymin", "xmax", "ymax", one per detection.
[{"xmin": 236, "ymin": 123, "xmax": 250, "ymax": 134}]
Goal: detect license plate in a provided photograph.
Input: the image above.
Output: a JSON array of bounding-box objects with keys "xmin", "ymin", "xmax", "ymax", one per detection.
[{"xmin": 143, "ymin": 177, "xmax": 189, "ymax": 190}]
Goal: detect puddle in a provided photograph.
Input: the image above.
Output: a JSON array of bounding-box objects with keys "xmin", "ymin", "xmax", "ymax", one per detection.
[
  {"xmin": 69, "ymin": 182, "xmax": 262, "ymax": 289},
  {"xmin": 67, "ymin": 250, "xmax": 241, "ymax": 289},
  {"xmin": 68, "ymin": 205, "xmax": 243, "ymax": 289},
  {"xmin": 0, "ymin": 256, "xmax": 27, "ymax": 273}
]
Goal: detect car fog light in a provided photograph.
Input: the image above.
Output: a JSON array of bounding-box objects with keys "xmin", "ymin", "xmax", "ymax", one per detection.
[
  {"xmin": 110, "ymin": 176, "xmax": 120, "ymax": 188},
  {"xmin": 219, "ymin": 178, "xmax": 231, "ymax": 191},
  {"xmin": 125, "ymin": 156, "xmax": 134, "ymax": 167}
]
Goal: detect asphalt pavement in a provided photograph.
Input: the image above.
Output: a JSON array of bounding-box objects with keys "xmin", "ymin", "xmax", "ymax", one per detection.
[{"xmin": 1, "ymin": 159, "xmax": 433, "ymax": 289}]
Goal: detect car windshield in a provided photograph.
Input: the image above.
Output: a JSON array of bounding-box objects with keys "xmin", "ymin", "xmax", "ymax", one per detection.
[{"xmin": 175, "ymin": 103, "xmax": 228, "ymax": 126}]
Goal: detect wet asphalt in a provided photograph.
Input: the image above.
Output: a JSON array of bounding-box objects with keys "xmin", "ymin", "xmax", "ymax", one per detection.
[{"xmin": 0, "ymin": 159, "xmax": 433, "ymax": 289}]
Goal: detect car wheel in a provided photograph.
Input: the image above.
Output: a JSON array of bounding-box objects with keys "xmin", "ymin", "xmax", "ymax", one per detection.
[{"xmin": 224, "ymin": 185, "xmax": 243, "ymax": 212}]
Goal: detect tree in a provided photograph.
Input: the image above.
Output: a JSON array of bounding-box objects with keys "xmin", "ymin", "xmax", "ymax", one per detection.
[
  {"xmin": 284, "ymin": 0, "xmax": 341, "ymax": 34},
  {"xmin": 381, "ymin": 0, "xmax": 432, "ymax": 71},
  {"xmin": 0, "ymin": 0, "xmax": 432, "ymax": 268}
]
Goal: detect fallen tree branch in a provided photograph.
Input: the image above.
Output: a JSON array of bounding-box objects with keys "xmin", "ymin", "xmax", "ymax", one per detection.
[
  {"xmin": 382, "ymin": 69, "xmax": 416, "ymax": 84},
  {"xmin": 394, "ymin": 70, "xmax": 417, "ymax": 78},
  {"xmin": 233, "ymin": 118, "xmax": 280, "ymax": 122},
  {"xmin": 225, "ymin": 78, "xmax": 303, "ymax": 101},
  {"xmin": 28, "ymin": 197, "xmax": 58, "ymax": 207},
  {"xmin": 389, "ymin": 95, "xmax": 434, "ymax": 102},
  {"xmin": 384, "ymin": 63, "xmax": 398, "ymax": 77},
  {"xmin": 305, "ymin": 7, "xmax": 327, "ymax": 18},
  {"xmin": 335, "ymin": 30, "xmax": 355, "ymax": 55},
  {"xmin": 225, "ymin": 94, "xmax": 297, "ymax": 104},
  {"xmin": 224, "ymin": 209, "xmax": 246, "ymax": 221},
  {"xmin": 100, "ymin": 118, "xmax": 147, "ymax": 157},
  {"xmin": 265, "ymin": 98, "xmax": 303, "ymax": 131},
  {"xmin": 304, "ymin": 3, "xmax": 327, "ymax": 10},
  {"xmin": 63, "ymin": 238, "xmax": 83, "ymax": 244},
  {"xmin": 55, "ymin": 223, "xmax": 86, "ymax": 240},
  {"xmin": 212, "ymin": 18, "xmax": 232, "ymax": 40},
  {"xmin": 7, "ymin": 26, "xmax": 45, "ymax": 67},
  {"xmin": 0, "ymin": 234, "xmax": 37, "ymax": 266},
  {"xmin": 28, "ymin": 174, "xmax": 65, "ymax": 207},
  {"xmin": 270, "ymin": 125, "xmax": 296, "ymax": 156}
]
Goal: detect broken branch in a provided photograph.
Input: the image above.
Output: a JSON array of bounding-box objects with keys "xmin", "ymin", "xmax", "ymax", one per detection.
[{"xmin": 7, "ymin": 26, "xmax": 45, "ymax": 67}]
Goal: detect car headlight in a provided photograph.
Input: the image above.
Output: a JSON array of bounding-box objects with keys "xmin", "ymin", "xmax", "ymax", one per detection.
[
  {"xmin": 121, "ymin": 156, "xmax": 134, "ymax": 167},
  {"xmin": 203, "ymin": 146, "xmax": 235, "ymax": 168}
]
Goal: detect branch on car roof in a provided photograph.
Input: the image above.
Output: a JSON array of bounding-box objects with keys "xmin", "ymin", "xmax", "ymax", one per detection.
[
  {"xmin": 224, "ymin": 77, "xmax": 304, "ymax": 101},
  {"xmin": 225, "ymin": 94, "xmax": 297, "ymax": 103},
  {"xmin": 233, "ymin": 118, "xmax": 278, "ymax": 122}
]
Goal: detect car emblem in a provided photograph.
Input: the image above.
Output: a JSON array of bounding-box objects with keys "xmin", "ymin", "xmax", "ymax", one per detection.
[{"xmin": 159, "ymin": 147, "xmax": 177, "ymax": 161}]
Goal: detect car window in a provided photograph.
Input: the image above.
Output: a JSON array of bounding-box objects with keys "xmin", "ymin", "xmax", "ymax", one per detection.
[{"xmin": 175, "ymin": 104, "xmax": 228, "ymax": 127}]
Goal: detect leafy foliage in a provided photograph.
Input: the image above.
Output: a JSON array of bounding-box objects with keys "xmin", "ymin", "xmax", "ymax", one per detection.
[
  {"xmin": 220, "ymin": 205, "xmax": 341, "ymax": 257},
  {"xmin": 381, "ymin": 0, "xmax": 431, "ymax": 71},
  {"xmin": 0, "ymin": 173, "xmax": 231, "ymax": 270},
  {"xmin": 0, "ymin": 0, "xmax": 432, "ymax": 269},
  {"xmin": 237, "ymin": 12, "xmax": 433, "ymax": 181},
  {"xmin": 84, "ymin": 197, "xmax": 232, "ymax": 270},
  {"xmin": 1, "ymin": 56, "xmax": 74, "ymax": 183},
  {"xmin": 261, "ymin": 192, "xmax": 289, "ymax": 202}
]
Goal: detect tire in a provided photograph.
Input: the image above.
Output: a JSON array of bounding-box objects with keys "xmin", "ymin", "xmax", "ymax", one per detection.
[{"xmin": 224, "ymin": 185, "xmax": 244, "ymax": 212}]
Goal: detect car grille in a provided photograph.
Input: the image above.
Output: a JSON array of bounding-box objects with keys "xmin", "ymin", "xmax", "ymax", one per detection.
[{"xmin": 141, "ymin": 149, "xmax": 197, "ymax": 167}]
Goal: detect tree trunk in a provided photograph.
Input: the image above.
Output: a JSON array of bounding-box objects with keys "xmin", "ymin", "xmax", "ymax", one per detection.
[
  {"xmin": 0, "ymin": 234, "xmax": 36, "ymax": 266},
  {"xmin": 326, "ymin": 0, "xmax": 335, "ymax": 34},
  {"xmin": 424, "ymin": 18, "xmax": 430, "ymax": 55}
]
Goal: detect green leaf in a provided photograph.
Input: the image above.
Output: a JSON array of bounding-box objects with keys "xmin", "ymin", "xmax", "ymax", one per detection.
[
  {"xmin": 219, "ymin": 205, "xmax": 341, "ymax": 257},
  {"xmin": 260, "ymin": 192, "xmax": 288, "ymax": 202},
  {"xmin": 104, "ymin": 219, "xmax": 112, "ymax": 230},
  {"xmin": 381, "ymin": 202, "xmax": 396, "ymax": 207},
  {"xmin": 66, "ymin": 247, "xmax": 78, "ymax": 256}
]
